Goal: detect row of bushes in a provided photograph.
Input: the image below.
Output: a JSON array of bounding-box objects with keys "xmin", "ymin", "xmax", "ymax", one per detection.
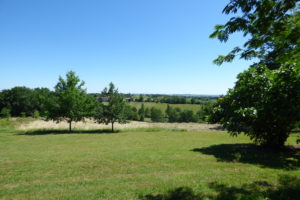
[{"xmin": 126, "ymin": 104, "xmax": 212, "ymax": 123}]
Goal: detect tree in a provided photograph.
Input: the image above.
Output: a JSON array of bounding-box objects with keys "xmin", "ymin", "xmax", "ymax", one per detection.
[
  {"xmin": 210, "ymin": 0, "xmax": 300, "ymax": 148},
  {"xmin": 46, "ymin": 71, "xmax": 95, "ymax": 132},
  {"xmin": 211, "ymin": 65, "xmax": 300, "ymax": 147},
  {"xmin": 32, "ymin": 88, "xmax": 53, "ymax": 117},
  {"xmin": 138, "ymin": 103, "xmax": 145, "ymax": 121},
  {"xmin": 166, "ymin": 105, "xmax": 181, "ymax": 122},
  {"xmin": 138, "ymin": 95, "xmax": 144, "ymax": 102},
  {"xmin": 124, "ymin": 105, "xmax": 139, "ymax": 121},
  {"xmin": 145, "ymin": 107, "xmax": 151, "ymax": 118},
  {"xmin": 0, "ymin": 87, "xmax": 35, "ymax": 117},
  {"xmin": 150, "ymin": 107, "xmax": 165, "ymax": 122},
  {"xmin": 210, "ymin": 0, "xmax": 299, "ymax": 69},
  {"xmin": 0, "ymin": 87, "xmax": 53, "ymax": 117},
  {"xmin": 95, "ymin": 82, "xmax": 127, "ymax": 132},
  {"xmin": 179, "ymin": 110, "xmax": 198, "ymax": 123}
]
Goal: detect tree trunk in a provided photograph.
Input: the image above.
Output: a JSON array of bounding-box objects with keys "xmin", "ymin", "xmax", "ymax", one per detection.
[
  {"xmin": 69, "ymin": 120, "xmax": 72, "ymax": 132},
  {"xmin": 111, "ymin": 122, "xmax": 114, "ymax": 132}
]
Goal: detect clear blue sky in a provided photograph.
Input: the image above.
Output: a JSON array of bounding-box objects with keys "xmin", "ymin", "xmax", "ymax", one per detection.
[{"xmin": 0, "ymin": 0, "xmax": 253, "ymax": 95}]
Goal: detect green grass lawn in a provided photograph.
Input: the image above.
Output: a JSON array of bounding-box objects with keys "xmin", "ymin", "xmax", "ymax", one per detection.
[{"xmin": 0, "ymin": 124, "xmax": 299, "ymax": 199}]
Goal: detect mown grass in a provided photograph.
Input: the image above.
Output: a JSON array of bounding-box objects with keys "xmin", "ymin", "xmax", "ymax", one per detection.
[
  {"xmin": 128, "ymin": 102, "xmax": 202, "ymax": 112},
  {"xmin": 0, "ymin": 122, "xmax": 299, "ymax": 200}
]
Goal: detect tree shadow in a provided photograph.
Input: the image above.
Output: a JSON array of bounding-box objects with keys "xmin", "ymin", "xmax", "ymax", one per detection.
[
  {"xmin": 208, "ymin": 175, "xmax": 300, "ymax": 200},
  {"xmin": 192, "ymin": 144, "xmax": 300, "ymax": 170},
  {"xmin": 16, "ymin": 129, "xmax": 119, "ymax": 135},
  {"xmin": 209, "ymin": 125, "xmax": 225, "ymax": 131},
  {"xmin": 139, "ymin": 175, "xmax": 300, "ymax": 200},
  {"xmin": 139, "ymin": 187, "xmax": 205, "ymax": 200}
]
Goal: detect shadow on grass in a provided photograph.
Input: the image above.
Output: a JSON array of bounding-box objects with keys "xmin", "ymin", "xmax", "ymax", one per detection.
[
  {"xmin": 209, "ymin": 125, "xmax": 225, "ymax": 131},
  {"xmin": 192, "ymin": 144, "xmax": 300, "ymax": 170},
  {"xmin": 139, "ymin": 187, "xmax": 204, "ymax": 200},
  {"xmin": 16, "ymin": 129, "xmax": 119, "ymax": 135},
  {"xmin": 140, "ymin": 175, "xmax": 300, "ymax": 200}
]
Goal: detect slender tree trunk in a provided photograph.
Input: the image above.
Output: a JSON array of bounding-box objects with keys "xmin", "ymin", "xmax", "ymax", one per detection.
[
  {"xmin": 69, "ymin": 120, "xmax": 72, "ymax": 132},
  {"xmin": 111, "ymin": 122, "xmax": 114, "ymax": 132}
]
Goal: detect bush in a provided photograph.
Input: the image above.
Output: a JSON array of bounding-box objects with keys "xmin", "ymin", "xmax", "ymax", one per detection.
[
  {"xmin": 179, "ymin": 110, "xmax": 198, "ymax": 123},
  {"xmin": 150, "ymin": 107, "xmax": 165, "ymax": 122},
  {"xmin": 0, "ymin": 108, "xmax": 11, "ymax": 118},
  {"xmin": 32, "ymin": 110, "xmax": 40, "ymax": 118},
  {"xmin": 20, "ymin": 112, "xmax": 26, "ymax": 118}
]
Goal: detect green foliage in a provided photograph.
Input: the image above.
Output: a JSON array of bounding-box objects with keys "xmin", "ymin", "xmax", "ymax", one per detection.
[
  {"xmin": 0, "ymin": 87, "xmax": 34, "ymax": 116},
  {"xmin": 210, "ymin": 0, "xmax": 299, "ymax": 69},
  {"xmin": 160, "ymin": 96, "xmax": 187, "ymax": 104},
  {"xmin": 210, "ymin": 0, "xmax": 300, "ymax": 148},
  {"xmin": 95, "ymin": 82, "xmax": 127, "ymax": 132},
  {"xmin": 20, "ymin": 112, "xmax": 26, "ymax": 118},
  {"xmin": 145, "ymin": 107, "xmax": 151, "ymax": 118},
  {"xmin": 46, "ymin": 71, "xmax": 95, "ymax": 132},
  {"xmin": 138, "ymin": 104, "xmax": 145, "ymax": 121},
  {"xmin": 124, "ymin": 105, "xmax": 139, "ymax": 121},
  {"xmin": 0, "ymin": 107, "xmax": 11, "ymax": 118},
  {"xmin": 166, "ymin": 105, "xmax": 180, "ymax": 122},
  {"xmin": 150, "ymin": 107, "xmax": 165, "ymax": 122},
  {"xmin": 210, "ymin": 65, "xmax": 300, "ymax": 147},
  {"xmin": 197, "ymin": 103, "xmax": 213, "ymax": 122},
  {"xmin": 32, "ymin": 87, "xmax": 53, "ymax": 116},
  {"xmin": 179, "ymin": 110, "xmax": 199, "ymax": 123},
  {"xmin": 0, "ymin": 87, "xmax": 52, "ymax": 117},
  {"xmin": 32, "ymin": 110, "xmax": 40, "ymax": 118},
  {"xmin": 166, "ymin": 105, "xmax": 200, "ymax": 123}
]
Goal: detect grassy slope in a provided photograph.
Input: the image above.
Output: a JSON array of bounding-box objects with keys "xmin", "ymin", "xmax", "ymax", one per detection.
[
  {"xmin": 0, "ymin": 126, "xmax": 299, "ymax": 200},
  {"xmin": 128, "ymin": 102, "xmax": 202, "ymax": 112}
]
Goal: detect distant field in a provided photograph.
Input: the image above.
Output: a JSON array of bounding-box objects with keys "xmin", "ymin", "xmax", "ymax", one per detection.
[
  {"xmin": 128, "ymin": 102, "xmax": 202, "ymax": 112},
  {"xmin": 1, "ymin": 118, "xmax": 299, "ymax": 200}
]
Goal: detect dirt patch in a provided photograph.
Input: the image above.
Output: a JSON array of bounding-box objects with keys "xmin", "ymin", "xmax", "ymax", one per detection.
[{"xmin": 18, "ymin": 119, "xmax": 223, "ymax": 132}]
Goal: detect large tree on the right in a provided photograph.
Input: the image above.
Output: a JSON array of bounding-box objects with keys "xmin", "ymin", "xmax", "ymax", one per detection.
[{"xmin": 210, "ymin": 0, "xmax": 300, "ymax": 148}]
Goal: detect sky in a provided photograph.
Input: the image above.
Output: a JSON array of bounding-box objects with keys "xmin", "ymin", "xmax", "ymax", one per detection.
[{"xmin": 0, "ymin": 0, "xmax": 254, "ymax": 95}]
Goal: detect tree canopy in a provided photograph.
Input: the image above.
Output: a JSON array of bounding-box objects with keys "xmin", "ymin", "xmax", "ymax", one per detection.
[
  {"xmin": 95, "ymin": 82, "xmax": 127, "ymax": 132},
  {"xmin": 46, "ymin": 71, "xmax": 95, "ymax": 132},
  {"xmin": 210, "ymin": 0, "xmax": 300, "ymax": 148},
  {"xmin": 210, "ymin": 0, "xmax": 299, "ymax": 69}
]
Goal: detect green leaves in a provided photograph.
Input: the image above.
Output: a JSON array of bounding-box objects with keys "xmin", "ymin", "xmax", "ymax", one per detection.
[
  {"xmin": 210, "ymin": 0, "xmax": 300, "ymax": 148},
  {"xmin": 46, "ymin": 71, "xmax": 96, "ymax": 132},
  {"xmin": 210, "ymin": 0, "xmax": 299, "ymax": 68},
  {"xmin": 94, "ymin": 82, "xmax": 127, "ymax": 132},
  {"xmin": 210, "ymin": 64, "xmax": 300, "ymax": 147}
]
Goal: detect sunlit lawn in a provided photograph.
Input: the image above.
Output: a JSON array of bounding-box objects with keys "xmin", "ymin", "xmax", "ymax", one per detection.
[{"xmin": 0, "ymin": 125, "xmax": 299, "ymax": 200}]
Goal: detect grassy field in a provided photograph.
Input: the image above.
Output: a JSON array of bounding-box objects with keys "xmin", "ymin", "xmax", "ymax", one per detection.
[
  {"xmin": 128, "ymin": 102, "xmax": 202, "ymax": 112},
  {"xmin": 0, "ymin": 119, "xmax": 299, "ymax": 200}
]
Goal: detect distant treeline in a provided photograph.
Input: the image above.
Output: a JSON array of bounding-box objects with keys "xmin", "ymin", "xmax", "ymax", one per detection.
[
  {"xmin": 91, "ymin": 93, "xmax": 218, "ymax": 104},
  {"xmin": 124, "ymin": 103, "xmax": 212, "ymax": 123},
  {"xmin": 0, "ymin": 86, "xmax": 213, "ymax": 123},
  {"xmin": 0, "ymin": 87, "xmax": 53, "ymax": 117}
]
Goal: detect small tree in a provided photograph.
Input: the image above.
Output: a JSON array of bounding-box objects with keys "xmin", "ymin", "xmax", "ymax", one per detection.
[
  {"xmin": 46, "ymin": 71, "xmax": 95, "ymax": 132},
  {"xmin": 138, "ymin": 104, "xmax": 145, "ymax": 121},
  {"xmin": 95, "ymin": 83, "xmax": 127, "ymax": 132},
  {"xmin": 32, "ymin": 110, "xmax": 40, "ymax": 118},
  {"xmin": 179, "ymin": 110, "xmax": 198, "ymax": 123},
  {"xmin": 166, "ymin": 105, "xmax": 181, "ymax": 122},
  {"xmin": 150, "ymin": 107, "xmax": 165, "ymax": 122},
  {"xmin": 145, "ymin": 107, "xmax": 151, "ymax": 118}
]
